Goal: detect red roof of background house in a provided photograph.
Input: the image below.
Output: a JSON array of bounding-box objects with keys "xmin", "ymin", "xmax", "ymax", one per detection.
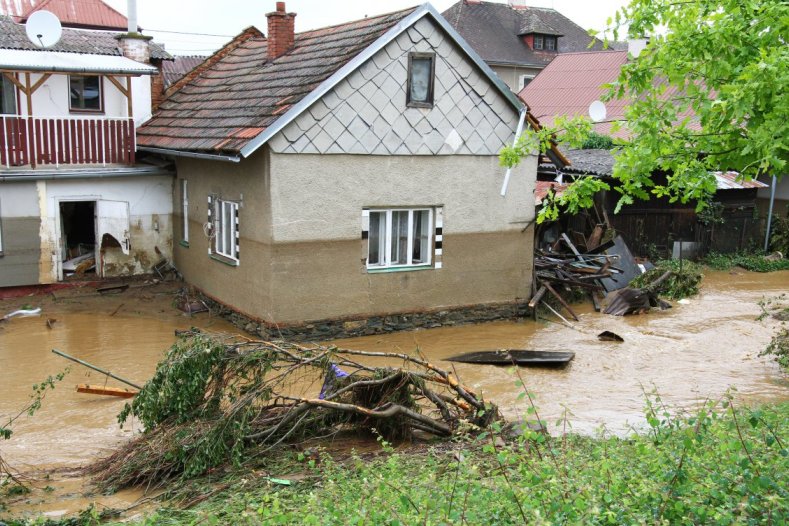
[
  {"xmin": 0, "ymin": 0, "xmax": 128, "ymax": 30},
  {"xmin": 535, "ymin": 180, "xmax": 569, "ymax": 205},
  {"xmin": 137, "ymin": 7, "xmax": 418, "ymax": 155},
  {"xmin": 520, "ymin": 50, "xmax": 629, "ymax": 138}
]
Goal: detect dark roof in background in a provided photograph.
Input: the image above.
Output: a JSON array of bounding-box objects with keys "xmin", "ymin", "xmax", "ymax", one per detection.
[
  {"xmin": 442, "ymin": 0, "xmax": 606, "ymax": 67},
  {"xmin": 0, "ymin": 0, "xmax": 128, "ymax": 30},
  {"xmin": 520, "ymin": 50, "xmax": 629, "ymax": 137},
  {"xmin": 137, "ymin": 7, "xmax": 418, "ymax": 155},
  {"xmin": 540, "ymin": 149, "xmax": 768, "ymax": 190},
  {"xmin": 0, "ymin": 15, "xmax": 170, "ymax": 60},
  {"xmin": 161, "ymin": 55, "xmax": 208, "ymax": 89}
]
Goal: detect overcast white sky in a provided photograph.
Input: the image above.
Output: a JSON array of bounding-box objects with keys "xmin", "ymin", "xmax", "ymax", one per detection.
[{"xmin": 103, "ymin": 0, "xmax": 629, "ymax": 56}]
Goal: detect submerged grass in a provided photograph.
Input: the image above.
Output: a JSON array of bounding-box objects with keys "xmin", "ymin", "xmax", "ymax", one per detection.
[{"xmin": 78, "ymin": 396, "xmax": 788, "ymax": 526}]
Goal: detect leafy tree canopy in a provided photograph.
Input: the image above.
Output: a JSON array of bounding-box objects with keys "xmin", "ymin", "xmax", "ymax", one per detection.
[{"xmin": 503, "ymin": 0, "xmax": 788, "ymax": 223}]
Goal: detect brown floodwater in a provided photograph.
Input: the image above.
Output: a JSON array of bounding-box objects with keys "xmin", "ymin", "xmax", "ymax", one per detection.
[
  {"xmin": 331, "ymin": 270, "xmax": 789, "ymax": 435},
  {"xmin": 0, "ymin": 271, "xmax": 787, "ymax": 518}
]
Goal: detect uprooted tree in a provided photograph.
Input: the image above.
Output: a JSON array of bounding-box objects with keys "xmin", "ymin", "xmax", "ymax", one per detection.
[
  {"xmin": 502, "ymin": 0, "xmax": 788, "ymax": 223},
  {"xmin": 88, "ymin": 331, "xmax": 498, "ymax": 490}
]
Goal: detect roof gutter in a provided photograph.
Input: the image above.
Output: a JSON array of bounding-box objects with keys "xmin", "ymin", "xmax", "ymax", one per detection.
[
  {"xmin": 138, "ymin": 146, "xmax": 241, "ymax": 163},
  {"xmin": 0, "ymin": 166, "xmax": 172, "ymax": 182},
  {"xmin": 239, "ymin": 2, "xmax": 524, "ymax": 159},
  {"xmin": 0, "ymin": 65, "xmax": 153, "ymax": 75}
]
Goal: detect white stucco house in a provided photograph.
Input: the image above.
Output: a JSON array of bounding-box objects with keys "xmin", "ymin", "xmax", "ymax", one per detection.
[{"xmin": 0, "ymin": 12, "xmax": 174, "ymax": 287}]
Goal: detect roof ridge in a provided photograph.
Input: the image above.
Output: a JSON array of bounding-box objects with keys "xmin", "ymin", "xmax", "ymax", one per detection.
[
  {"xmin": 163, "ymin": 25, "xmax": 264, "ymax": 99},
  {"xmin": 551, "ymin": 49, "xmax": 627, "ymax": 57},
  {"xmin": 295, "ymin": 5, "xmax": 419, "ymax": 37}
]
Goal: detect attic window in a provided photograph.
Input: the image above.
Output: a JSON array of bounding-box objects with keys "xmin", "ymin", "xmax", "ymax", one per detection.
[
  {"xmin": 69, "ymin": 75, "xmax": 103, "ymax": 113},
  {"xmin": 407, "ymin": 52, "xmax": 435, "ymax": 108},
  {"xmin": 533, "ymin": 34, "xmax": 557, "ymax": 51}
]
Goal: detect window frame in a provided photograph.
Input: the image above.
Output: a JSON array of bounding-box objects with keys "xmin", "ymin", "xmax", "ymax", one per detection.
[
  {"xmin": 545, "ymin": 35, "xmax": 557, "ymax": 51},
  {"xmin": 533, "ymin": 34, "xmax": 544, "ymax": 50},
  {"xmin": 518, "ymin": 74, "xmax": 535, "ymax": 91},
  {"xmin": 180, "ymin": 179, "xmax": 189, "ymax": 246},
  {"xmin": 366, "ymin": 207, "xmax": 434, "ymax": 271},
  {"xmin": 406, "ymin": 52, "xmax": 436, "ymax": 109},
  {"xmin": 212, "ymin": 198, "xmax": 239, "ymax": 264},
  {"xmin": 68, "ymin": 75, "xmax": 104, "ymax": 114},
  {"xmin": 0, "ymin": 73, "xmax": 18, "ymax": 115}
]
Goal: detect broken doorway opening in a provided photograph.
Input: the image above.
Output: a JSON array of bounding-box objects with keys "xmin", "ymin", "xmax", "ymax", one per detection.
[{"xmin": 60, "ymin": 200, "xmax": 97, "ymax": 278}]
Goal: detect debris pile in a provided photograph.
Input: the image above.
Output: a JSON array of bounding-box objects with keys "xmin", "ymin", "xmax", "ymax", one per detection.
[{"xmin": 87, "ymin": 331, "xmax": 496, "ymax": 489}]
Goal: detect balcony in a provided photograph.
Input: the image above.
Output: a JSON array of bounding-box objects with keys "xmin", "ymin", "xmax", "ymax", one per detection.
[{"xmin": 0, "ymin": 115, "xmax": 135, "ymax": 169}]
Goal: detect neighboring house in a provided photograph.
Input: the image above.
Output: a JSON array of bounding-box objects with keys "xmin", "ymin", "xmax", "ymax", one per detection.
[
  {"xmin": 538, "ymin": 149, "xmax": 768, "ymax": 257},
  {"xmin": 138, "ymin": 2, "xmax": 560, "ymax": 339},
  {"xmin": 160, "ymin": 55, "xmax": 208, "ymax": 90},
  {"xmin": 0, "ymin": 11, "xmax": 174, "ymax": 287},
  {"xmin": 442, "ymin": 0, "xmax": 608, "ymax": 93},
  {"xmin": 0, "ymin": 0, "xmax": 129, "ymax": 30}
]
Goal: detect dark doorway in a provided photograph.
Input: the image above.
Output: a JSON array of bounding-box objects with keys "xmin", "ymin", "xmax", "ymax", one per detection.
[{"xmin": 60, "ymin": 201, "xmax": 96, "ymax": 278}]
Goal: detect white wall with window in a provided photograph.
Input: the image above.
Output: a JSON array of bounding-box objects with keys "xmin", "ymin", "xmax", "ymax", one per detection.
[
  {"xmin": 365, "ymin": 207, "xmax": 438, "ymax": 270},
  {"xmin": 208, "ymin": 195, "xmax": 239, "ymax": 264}
]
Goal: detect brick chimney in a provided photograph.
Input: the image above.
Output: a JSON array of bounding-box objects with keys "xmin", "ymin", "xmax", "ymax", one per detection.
[
  {"xmin": 508, "ymin": 0, "xmax": 529, "ymax": 9},
  {"xmin": 267, "ymin": 2, "xmax": 296, "ymax": 61}
]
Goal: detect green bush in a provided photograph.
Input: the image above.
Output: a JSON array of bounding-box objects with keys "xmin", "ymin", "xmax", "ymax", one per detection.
[
  {"xmin": 629, "ymin": 259, "xmax": 703, "ymax": 299},
  {"xmin": 704, "ymin": 252, "xmax": 789, "ymax": 272},
  {"xmin": 580, "ymin": 131, "xmax": 614, "ymax": 150}
]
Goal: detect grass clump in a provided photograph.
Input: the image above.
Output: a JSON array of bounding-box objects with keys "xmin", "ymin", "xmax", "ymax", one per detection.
[
  {"xmin": 704, "ymin": 252, "xmax": 789, "ymax": 272},
  {"xmin": 89, "ymin": 395, "xmax": 789, "ymax": 526},
  {"xmin": 630, "ymin": 259, "xmax": 703, "ymax": 299}
]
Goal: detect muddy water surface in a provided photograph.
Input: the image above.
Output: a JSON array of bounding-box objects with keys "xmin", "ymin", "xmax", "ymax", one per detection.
[
  {"xmin": 0, "ymin": 272, "xmax": 787, "ymax": 518},
  {"xmin": 332, "ymin": 270, "xmax": 789, "ymax": 434}
]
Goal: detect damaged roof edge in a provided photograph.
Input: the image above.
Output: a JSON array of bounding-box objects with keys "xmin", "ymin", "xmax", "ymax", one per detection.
[
  {"xmin": 138, "ymin": 146, "xmax": 241, "ymax": 163},
  {"xmin": 0, "ymin": 165, "xmax": 173, "ymax": 181},
  {"xmin": 238, "ymin": 2, "xmax": 523, "ymax": 159}
]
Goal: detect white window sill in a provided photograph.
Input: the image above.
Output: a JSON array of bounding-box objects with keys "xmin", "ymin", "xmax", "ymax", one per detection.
[
  {"xmin": 366, "ymin": 264, "xmax": 433, "ymax": 274},
  {"xmin": 210, "ymin": 253, "xmax": 239, "ymax": 267}
]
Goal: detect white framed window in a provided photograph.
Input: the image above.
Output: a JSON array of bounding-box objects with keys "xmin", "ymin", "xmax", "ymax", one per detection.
[
  {"xmin": 210, "ymin": 197, "xmax": 239, "ymax": 263},
  {"xmin": 518, "ymin": 74, "xmax": 535, "ymax": 91},
  {"xmin": 367, "ymin": 208, "xmax": 433, "ymax": 269},
  {"xmin": 180, "ymin": 179, "xmax": 189, "ymax": 244}
]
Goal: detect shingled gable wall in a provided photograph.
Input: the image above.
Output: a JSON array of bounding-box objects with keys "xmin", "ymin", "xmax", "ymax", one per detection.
[{"xmin": 268, "ymin": 17, "xmax": 517, "ymax": 156}]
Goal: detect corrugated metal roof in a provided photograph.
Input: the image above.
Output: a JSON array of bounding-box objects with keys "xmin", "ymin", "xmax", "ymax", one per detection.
[
  {"xmin": 714, "ymin": 171, "xmax": 769, "ymax": 190},
  {"xmin": 0, "ymin": 0, "xmax": 128, "ymax": 30},
  {"xmin": 520, "ymin": 50, "xmax": 630, "ymax": 137},
  {"xmin": 0, "ymin": 48, "xmax": 158, "ymax": 73},
  {"xmin": 442, "ymin": 1, "xmax": 608, "ymax": 67},
  {"xmin": 0, "ymin": 15, "xmax": 170, "ymax": 60}
]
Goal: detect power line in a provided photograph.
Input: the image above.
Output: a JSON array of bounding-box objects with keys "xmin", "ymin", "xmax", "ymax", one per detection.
[{"xmin": 144, "ymin": 28, "xmax": 235, "ymax": 38}]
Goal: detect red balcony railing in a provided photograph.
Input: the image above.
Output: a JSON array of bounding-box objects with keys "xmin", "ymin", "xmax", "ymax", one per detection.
[{"xmin": 0, "ymin": 115, "xmax": 136, "ymax": 168}]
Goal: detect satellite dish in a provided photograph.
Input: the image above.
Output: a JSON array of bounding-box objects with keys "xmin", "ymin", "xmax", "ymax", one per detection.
[
  {"xmin": 25, "ymin": 10, "xmax": 62, "ymax": 48},
  {"xmin": 589, "ymin": 100, "xmax": 607, "ymax": 123}
]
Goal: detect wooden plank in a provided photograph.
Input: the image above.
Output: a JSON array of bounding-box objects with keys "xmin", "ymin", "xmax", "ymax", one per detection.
[
  {"xmin": 528, "ymin": 285, "xmax": 547, "ymax": 309},
  {"xmin": 34, "ymin": 118, "xmax": 43, "ymax": 164},
  {"xmin": 103, "ymin": 120, "xmax": 110, "ymax": 162},
  {"xmin": 17, "ymin": 118, "xmax": 27, "ymax": 166},
  {"xmin": 0, "ymin": 118, "xmax": 7, "ymax": 167},
  {"xmin": 76, "ymin": 384, "xmax": 137, "ymax": 398},
  {"xmin": 70, "ymin": 119, "xmax": 78, "ymax": 163},
  {"xmin": 90, "ymin": 119, "xmax": 98, "ymax": 163},
  {"xmin": 127, "ymin": 118, "xmax": 135, "ymax": 165},
  {"xmin": 47, "ymin": 118, "xmax": 56, "ymax": 164},
  {"xmin": 96, "ymin": 118, "xmax": 104, "ymax": 164},
  {"xmin": 543, "ymin": 281, "xmax": 580, "ymax": 321}
]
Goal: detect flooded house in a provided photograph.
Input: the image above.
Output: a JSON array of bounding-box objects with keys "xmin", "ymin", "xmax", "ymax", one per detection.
[
  {"xmin": 136, "ymin": 2, "xmax": 560, "ymax": 339},
  {"xmin": 0, "ymin": 0, "xmax": 174, "ymax": 287}
]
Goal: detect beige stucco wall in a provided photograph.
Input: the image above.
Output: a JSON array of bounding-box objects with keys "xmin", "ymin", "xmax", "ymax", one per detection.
[
  {"xmin": 173, "ymin": 152, "xmax": 275, "ymax": 319},
  {"xmin": 490, "ymin": 64, "xmax": 543, "ymax": 94},
  {"xmin": 174, "ymin": 150, "xmax": 536, "ymax": 324}
]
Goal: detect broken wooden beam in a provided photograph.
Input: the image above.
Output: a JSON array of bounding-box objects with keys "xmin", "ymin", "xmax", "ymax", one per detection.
[
  {"xmin": 543, "ymin": 282, "xmax": 580, "ymax": 321},
  {"xmin": 528, "ymin": 285, "xmax": 548, "ymax": 309},
  {"xmin": 76, "ymin": 384, "xmax": 137, "ymax": 398}
]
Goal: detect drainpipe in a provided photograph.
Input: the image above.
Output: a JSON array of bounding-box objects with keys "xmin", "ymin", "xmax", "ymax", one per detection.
[
  {"xmin": 500, "ymin": 106, "xmax": 527, "ymax": 197},
  {"xmin": 764, "ymin": 174, "xmax": 777, "ymax": 252}
]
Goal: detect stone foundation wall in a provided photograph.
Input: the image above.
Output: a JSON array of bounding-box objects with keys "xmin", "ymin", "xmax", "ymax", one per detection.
[{"xmin": 199, "ymin": 290, "xmax": 529, "ymax": 342}]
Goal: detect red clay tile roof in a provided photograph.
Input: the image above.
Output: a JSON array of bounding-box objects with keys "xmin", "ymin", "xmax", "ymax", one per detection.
[
  {"xmin": 137, "ymin": 7, "xmax": 418, "ymax": 155},
  {"xmin": 442, "ymin": 1, "xmax": 607, "ymax": 68},
  {"xmin": 1, "ymin": 0, "xmax": 129, "ymax": 30},
  {"xmin": 520, "ymin": 50, "xmax": 629, "ymax": 137},
  {"xmin": 535, "ymin": 180, "xmax": 569, "ymax": 204}
]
